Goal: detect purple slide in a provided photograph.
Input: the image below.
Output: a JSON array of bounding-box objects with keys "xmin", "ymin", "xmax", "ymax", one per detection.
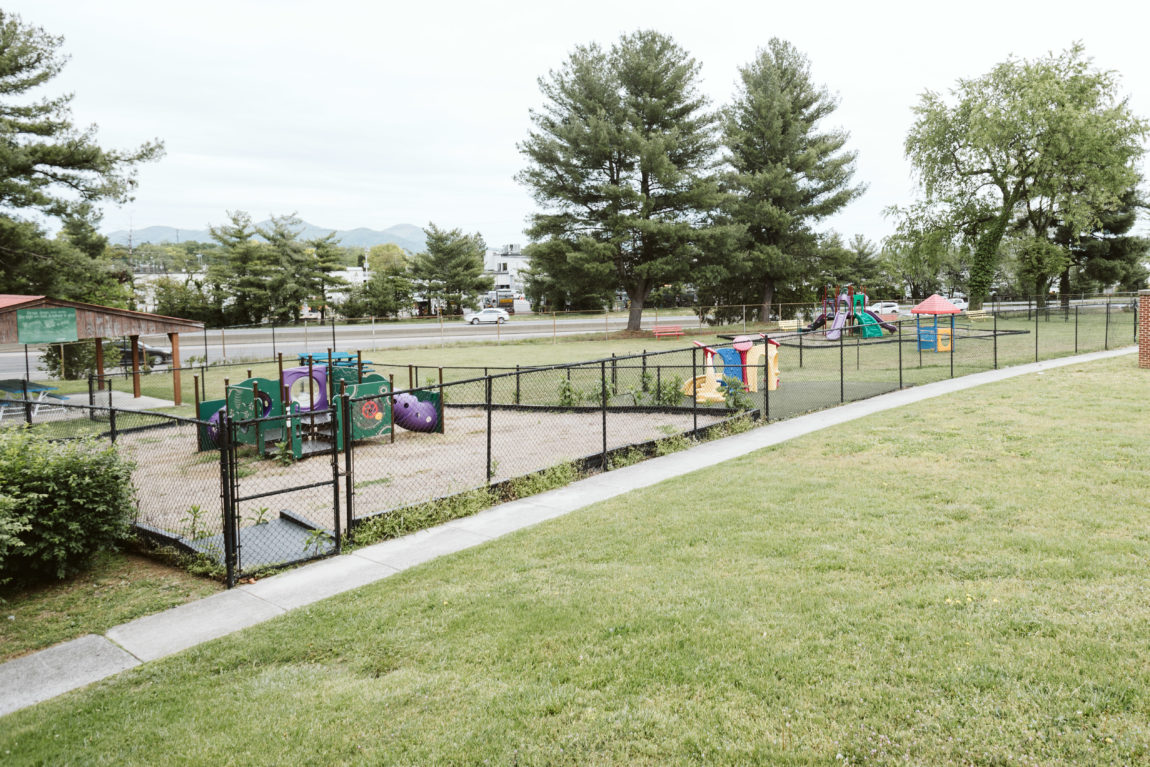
[
  {"xmin": 825, "ymin": 309, "xmax": 849, "ymax": 340},
  {"xmin": 805, "ymin": 312, "xmax": 828, "ymax": 332},
  {"xmin": 863, "ymin": 309, "xmax": 898, "ymax": 333}
]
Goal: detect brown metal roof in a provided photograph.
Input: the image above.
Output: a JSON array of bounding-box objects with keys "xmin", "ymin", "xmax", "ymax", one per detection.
[{"xmin": 0, "ymin": 295, "xmax": 203, "ymax": 344}]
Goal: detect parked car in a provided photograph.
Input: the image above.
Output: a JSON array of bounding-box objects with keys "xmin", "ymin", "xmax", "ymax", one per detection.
[
  {"xmin": 464, "ymin": 308, "xmax": 510, "ymax": 325},
  {"xmin": 115, "ymin": 340, "xmax": 172, "ymax": 368},
  {"xmin": 949, "ymin": 297, "xmax": 969, "ymax": 311},
  {"xmin": 871, "ymin": 301, "xmax": 899, "ymax": 314}
]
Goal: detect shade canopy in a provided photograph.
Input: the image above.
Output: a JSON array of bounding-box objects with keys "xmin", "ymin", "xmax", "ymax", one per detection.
[{"xmin": 910, "ymin": 294, "xmax": 961, "ymax": 315}]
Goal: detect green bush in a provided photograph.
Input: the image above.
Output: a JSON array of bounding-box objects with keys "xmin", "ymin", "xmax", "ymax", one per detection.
[{"xmin": 0, "ymin": 429, "xmax": 136, "ymax": 584}]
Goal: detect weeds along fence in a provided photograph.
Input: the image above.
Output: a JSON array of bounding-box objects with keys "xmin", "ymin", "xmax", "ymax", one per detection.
[{"xmin": 2, "ymin": 299, "xmax": 1138, "ymax": 586}]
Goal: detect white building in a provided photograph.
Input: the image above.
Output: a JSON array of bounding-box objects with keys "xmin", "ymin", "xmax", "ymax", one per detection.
[{"xmin": 483, "ymin": 244, "xmax": 530, "ymax": 294}]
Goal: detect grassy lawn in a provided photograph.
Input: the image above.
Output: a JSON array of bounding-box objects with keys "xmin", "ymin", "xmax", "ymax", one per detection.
[
  {"xmin": 0, "ymin": 551, "xmax": 222, "ymax": 662},
  {"xmin": 2, "ymin": 355, "xmax": 1147, "ymax": 763}
]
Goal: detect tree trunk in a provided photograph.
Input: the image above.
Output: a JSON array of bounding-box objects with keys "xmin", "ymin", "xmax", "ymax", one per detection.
[
  {"xmin": 1034, "ymin": 276, "xmax": 1046, "ymax": 308},
  {"xmin": 758, "ymin": 278, "xmax": 776, "ymax": 323},
  {"xmin": 625, "ymin": 278, "xmax": 651, "ymax": 331},
  {"xmin": 1059, "ymin": 267, "xmax": 1071, "ymax": 309},
  {"xmin": 969, "ymin": 208, "xmax": 1012, "ymax": 308},
  {"xmin": 627, "ymin": 299, "xmax": 645, "ymax": 331}
]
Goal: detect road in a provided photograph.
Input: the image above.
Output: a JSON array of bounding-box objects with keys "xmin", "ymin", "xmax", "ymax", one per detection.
[{"xmin": 0, "ymin": 313, "xmax": 700, "ymax": 380}]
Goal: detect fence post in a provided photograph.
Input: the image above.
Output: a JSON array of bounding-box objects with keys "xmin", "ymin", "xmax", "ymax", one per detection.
[
  {"xmin": 485, "ymin": 375, "xmax": 493, "ymax": 484},
  {"xmin": 839, "ymin": 330, "xmax": 845, "ymax": 404},
  {"xmin": 898, "ymin": 320, "xmax": 903, "ymax": 388},
  {"xmin": 993, "ymin": 310, "xmax": 998, "ymax": 370},
  {"xmin": 949, "ymin": 314, "xmax": 955, "ymax": 378},
  {"xmin": 692, "ymin": 347, "xmax": 698, "ymax": 434},
  {"xmin": 798, "ymin": 330, "xmax": 804, "ymax": 368},
  {"xmin": 1075, "ymin": 306, "xmax": 1079, "ymax": 354},
  {"xmin": 762, "ymin": 335, "xmax": 770, "ymax": 423},
  {"xmin": 271, "ymin": 323, "xmax": 277, "ymax": 359},
  {"xmin": 331, "ymin": 315, "xmax": 337, "ymax": 352},
  {"xmin": 600, "ymin": 360, "xmax": 608, "ymax": 469},
  {"xmin": 331, "ymin": 386, "xmax": 342, "ymax": 555},
  {"xmin": 109, "ymin": 399, "xmax": 118, "ymax": 443},
  {"xmin": 1105, "ymin": 297, "xmax": 1110, "ymax": 350},
  {"xmin": 1035, "ymin": 302, "xmax": 1039, "ymax": 362},
  {"xmin": 343, "ymin": 390, "xmax": 354, "ymax": 537},
  {"xmin": 219, "ymin": 414, "xmax": 236, "ymax": 589},
  {"xmin": 611, "ymin": 353, "xmax": 617, "ymax": 394},
  {"xmin": 641, "ymin": 350, "xmax": 648, "ymax": 392},
  {"xmin": 21, "ymin": 379, "xmax": 31, "ymax": 424},
  {"xmin": 515, "ymin": 364, "xmax": 521, "ymax": 405}
]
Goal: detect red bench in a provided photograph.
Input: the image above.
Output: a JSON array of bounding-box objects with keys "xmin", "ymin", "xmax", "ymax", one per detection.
[{"xmin": 653, "ymin": 325, "xmax": 684, "ymax": 339}]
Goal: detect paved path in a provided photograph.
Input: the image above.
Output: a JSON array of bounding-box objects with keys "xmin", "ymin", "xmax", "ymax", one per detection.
[{"xmin": 0, "ymin": 346, "xmax": 1136, "ymax": 718}]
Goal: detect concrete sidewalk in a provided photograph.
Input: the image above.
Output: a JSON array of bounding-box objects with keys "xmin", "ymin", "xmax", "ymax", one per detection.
[{"xmin": 0, "ymin": 346, "xmax": 1135, "ymax": 717}]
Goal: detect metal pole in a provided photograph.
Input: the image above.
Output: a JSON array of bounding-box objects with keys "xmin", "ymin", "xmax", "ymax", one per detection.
[
  {"xmin": 993, "ymin": 310, "xmax": 998, "ymax": 369},
  {"xmin": 1074, "ymin": 306, "xmax": 1078, "ymax": 354},
  {"xmin": 763, "ymin": 336, "xmax": 770, "ymax": 422},
  {"xmin": 1105, "ymin": 297, "xmax": 1110, "ymax": 350},
  {"xmin": 949, "ymin": 314, "xmax": 954, "ymax": 378},
  {"xmin": 202, "ymin": 326, "xmax": 209, "ymax": 364},
  {"xmin": 798, "ymin": 330, "xmax": 803, "ymax": 368},
  {"xmin": 24, "ymin": 344, "xmax": 29, "ymax": 380},
  {"xmin": 485, "ymin": 375, "xmax": 493, "ymax": 484},
  {"xmin": 1035, "ymin": 302, "xmax": 1039, "ymax": 362},
  {"xmin": 515, "ymin": 364, "xmax": 521, "ymax": 405},
  {"xmin": 271, "ymin": 323, "xmax": 276, "ymax": 359},
  {"xmin": 331, "ymin": 315, "xmax": 337, "ymax": 352},
  {"xmin": 219, "ymin": 414, "xmax": 235, "ymax": 588},
  {"xmin": 898, "ymin": 320, "xmax": 903, "ymax": 388},
  {"xmin": 839, "ymin": 329, "xmax": 844, "ymax": 403},
  {"xmin": 600, "ymin": 360, "xmax": 607, "ymax": 469},
  {"xmin": 692, "ymin": 347, "xmax": 698, "ymax": 434}
]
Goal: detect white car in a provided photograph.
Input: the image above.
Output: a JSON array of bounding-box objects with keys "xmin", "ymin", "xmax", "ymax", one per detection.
[
  {"xmin": 949, "ymin": 297, "xmax": 969, "ymax": 311},
  {"xmin": 465, "ymin": 308, "xmax": 510, "ymax": 325},
  {"xmin": 871, "ymin": 301, "xmax": 899, "ymax": 314}
]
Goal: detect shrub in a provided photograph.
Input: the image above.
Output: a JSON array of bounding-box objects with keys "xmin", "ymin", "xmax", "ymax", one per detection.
[{"xmin": 0, "ymin": 429, "xmax": 136, "ymax": 584}]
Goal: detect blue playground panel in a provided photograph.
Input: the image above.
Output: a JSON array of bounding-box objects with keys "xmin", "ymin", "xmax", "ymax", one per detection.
[{"xmin": 715, "ymin": 347, "xmax": 744, "ymax": 385}]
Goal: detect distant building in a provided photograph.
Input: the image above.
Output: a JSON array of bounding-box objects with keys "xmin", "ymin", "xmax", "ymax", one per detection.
[{"xmin": 483, "ymin": 244, "xmax": 530, "ymax": 294}]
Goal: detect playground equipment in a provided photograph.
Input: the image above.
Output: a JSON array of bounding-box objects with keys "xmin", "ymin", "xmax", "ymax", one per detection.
[
  {"xmin": 911, "ymin": 294, "xmax": 961, "ymax": 352},
  {"xmin": 682, "ymin": 337, "xmax": 780, "ymax": 403},
  {"xmin": 197, "ymin": 355, "xmax": 444, "ymax": 458},
  {"xmin": 806, "ymin": 285, "xmax": 897, "ymax": 339}
]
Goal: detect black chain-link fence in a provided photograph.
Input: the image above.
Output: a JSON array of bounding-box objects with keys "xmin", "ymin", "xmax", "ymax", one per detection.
[{"xmin": 3, "ymin": 299, "xmax": 1138, "ymax": 586}]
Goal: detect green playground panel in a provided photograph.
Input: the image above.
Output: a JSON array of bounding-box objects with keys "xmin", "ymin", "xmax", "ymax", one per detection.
[{"xmin": 334, "ymin": 376, "xmax": 393, "ymax": 449}]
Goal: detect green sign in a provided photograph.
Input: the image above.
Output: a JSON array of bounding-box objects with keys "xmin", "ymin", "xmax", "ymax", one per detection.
[{"xmin": 17, "ymin": 307, "xmax": 78, "ymax": 344}]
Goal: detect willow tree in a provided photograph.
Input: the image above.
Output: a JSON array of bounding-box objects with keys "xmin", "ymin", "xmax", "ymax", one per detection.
[
  {"xmin": 904, "ymin": 44, "xmax": 1146, "ymax": 307},
  {"xmin": 518, "ymin": 30, "xmax": 721, "ymax": 330}
]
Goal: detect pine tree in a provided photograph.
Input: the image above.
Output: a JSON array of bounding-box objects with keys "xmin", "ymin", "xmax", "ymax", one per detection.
[
  {"xmin": 518, "ymin": 31, "xmax": 722, "ymax": 330},
  {"xmin": 409, "ymin": 223, "xmax": 491, "ymax": 315},
  {"xmin": 0, "ymin": 12, "xmax": 161, "ymax": 298},
  {"xmin": 721, "ymin": 39, "xmax": 864, "ymax": 321}
]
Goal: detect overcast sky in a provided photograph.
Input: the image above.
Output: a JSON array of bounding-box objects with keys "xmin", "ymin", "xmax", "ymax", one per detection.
[{"xmin": 11, "ymin": 0, "xmax": 1150, "ymax": 248}]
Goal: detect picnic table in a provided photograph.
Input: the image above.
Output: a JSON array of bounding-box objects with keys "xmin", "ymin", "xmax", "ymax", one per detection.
[
  {"xmin": 296, "ymin": 352, "xmax": 375, "ymax": 371},
  {"xmin": 0, "ymin": 380, "xmax": 70, "ymax": 422}
]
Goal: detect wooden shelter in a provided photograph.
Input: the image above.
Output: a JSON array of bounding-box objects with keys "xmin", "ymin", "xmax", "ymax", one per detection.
[{"xmin": 0, "ymin": 295, "xmax": 203, "ymax": 405}]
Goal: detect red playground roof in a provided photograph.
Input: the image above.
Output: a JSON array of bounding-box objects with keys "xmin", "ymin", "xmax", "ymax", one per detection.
[{"xmin": 911, "ymin": 294, "xmax": 961, "ymax": 315}]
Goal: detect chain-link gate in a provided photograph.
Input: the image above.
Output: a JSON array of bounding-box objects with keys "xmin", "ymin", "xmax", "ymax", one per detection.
[{"xmin": 218, "ymin": 405, "xmax": 345, "ymax": 586}]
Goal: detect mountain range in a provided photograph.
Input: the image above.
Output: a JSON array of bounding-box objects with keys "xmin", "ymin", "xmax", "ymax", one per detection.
[{"xmin": 104, "ymin": 221, "xmax": 427, "ymax": 253}]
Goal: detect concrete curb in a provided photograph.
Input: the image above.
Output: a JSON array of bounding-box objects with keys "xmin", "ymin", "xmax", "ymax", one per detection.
[{"xmin": 0, "ymin": 346, "xmax": 1135, "ymax": 717}]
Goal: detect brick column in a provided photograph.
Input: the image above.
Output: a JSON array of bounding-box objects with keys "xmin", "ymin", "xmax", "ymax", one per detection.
[{"xmin": 1140, "ymin": 290, "xmax": 1150, "ymax": 369}]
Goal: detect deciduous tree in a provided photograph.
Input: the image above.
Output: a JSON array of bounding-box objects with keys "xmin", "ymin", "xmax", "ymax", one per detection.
[{"xmin": 903, "ymin": 44, "xmax": 1146, "ymax": 306}]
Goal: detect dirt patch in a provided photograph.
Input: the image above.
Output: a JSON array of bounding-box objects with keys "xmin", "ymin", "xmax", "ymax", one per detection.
[{"xmin": 127, "ymin": 407, "xmax": 728, "ymax": 538}]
